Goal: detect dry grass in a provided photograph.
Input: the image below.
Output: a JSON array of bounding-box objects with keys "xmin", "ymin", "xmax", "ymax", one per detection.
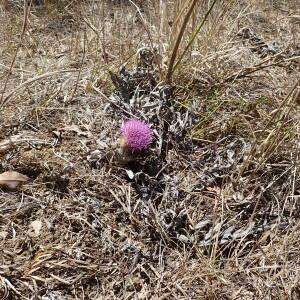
[{"xmin": 0, "ymin": 0, "xmax": 299, "ymax": 299}]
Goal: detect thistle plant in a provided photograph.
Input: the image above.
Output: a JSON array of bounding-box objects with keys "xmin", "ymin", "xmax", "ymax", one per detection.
[{"xmin": 120, "ymin": 119, "xmax": 152, "ymax": 152}]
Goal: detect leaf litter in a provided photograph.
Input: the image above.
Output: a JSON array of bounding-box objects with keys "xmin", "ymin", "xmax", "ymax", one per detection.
[{"xmin": 0, "ymin": 1, "xmax": 299, "ymax": 298}]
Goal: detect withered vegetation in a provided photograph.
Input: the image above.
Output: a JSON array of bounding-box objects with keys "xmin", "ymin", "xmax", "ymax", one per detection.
[{"xmin": 0, "ymin": 0, "xmax": 299, "ymax": 299}]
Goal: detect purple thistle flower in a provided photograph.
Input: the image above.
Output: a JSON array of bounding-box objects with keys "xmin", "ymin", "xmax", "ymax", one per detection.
[{"xmin": 120, "ymin": 119, "xmax": 152, "ymax": 151}]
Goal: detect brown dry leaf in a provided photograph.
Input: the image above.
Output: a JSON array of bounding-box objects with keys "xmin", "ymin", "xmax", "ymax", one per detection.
[
  {"xmin": 30, "ymin": 220, "xmax": 43, "ymax": 237},
  {"xmin": 0, "ymin": 171, "xmax": 30, "ymax": 190},
  {"xmin": 0, "ymin": 231, "xmax": 8, "ymax": 240},
  {"xmin": 0, "ymin": 144, "xmax": 12, "ymax": 156},
  {"xmin": 0, "ymin": 138, "xmax": 13, "ymax": 155},
  {"xmin": 58, "ymin": 124, "xmax": 93, "ymax": 138}
]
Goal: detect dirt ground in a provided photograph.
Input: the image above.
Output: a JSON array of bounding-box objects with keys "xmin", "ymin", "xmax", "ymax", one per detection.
[{"xmin": 0, "ymin": 0, "xmax": 299, "ymax": 299}]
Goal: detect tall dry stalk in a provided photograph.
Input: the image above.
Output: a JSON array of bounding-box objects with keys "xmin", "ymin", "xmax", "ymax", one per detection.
[
  {"xmin": 0, "ymin": 0, "xmax": 31, "ymax": 105},
  {"xmin": 172, "ymin": 0, "xmax": 218, "ymax": 72},
  {"xmin": 165, "ymin": 0, "xmax": 218, "ymax": 83},
  {"xmin": 165, "ymin": 0, "xmax": 199, "ymax": 83}
]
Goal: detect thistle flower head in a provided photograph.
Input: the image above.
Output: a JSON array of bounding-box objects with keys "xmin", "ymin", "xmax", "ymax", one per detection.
[{"xmin": 120, "ymin": 119, "xmax": 152, "ymax": 151}]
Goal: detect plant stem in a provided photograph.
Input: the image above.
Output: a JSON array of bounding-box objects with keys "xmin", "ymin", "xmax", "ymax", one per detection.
[
  {"xmin": 165, "ymin": 0, "xmax": 200, "ymax": 84},
  {"xmin": 173, "ymin": 0, "xmax": 218, "ymax": 72}
]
